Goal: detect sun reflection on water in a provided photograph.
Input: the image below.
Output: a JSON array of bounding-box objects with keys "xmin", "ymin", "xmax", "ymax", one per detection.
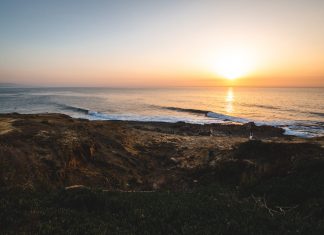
[{"xmin": 226, "ymin": 87, "xmax": 234, "ymax": 113}]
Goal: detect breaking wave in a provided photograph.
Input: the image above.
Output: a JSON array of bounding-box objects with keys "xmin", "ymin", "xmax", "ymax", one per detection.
[
  {"xmin": 162, "ymin": 106, "xmax": 249, "ymax": 123},
  {"xmin": 57, "ymin": 104, "xmax": 90, "ymax": 114},
  {"xmin": 206, "ymin": 111, "xmax": 249, "ymax": 123},
  {"xmin": 162, "ymin": 106, "xmax": 209, "ymax": 115},
  {"xmin": 55, "ymin": 104, "xmax": 324, "ymax": 138},
  {"xmin": 310, "ymin": 112, "xmax": 324, "ymax": 117}
]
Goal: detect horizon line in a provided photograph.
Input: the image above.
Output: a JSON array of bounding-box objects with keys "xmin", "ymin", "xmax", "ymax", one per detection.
[{"xmin": 1, "ymin": 84, "xmax": 324, "ymax": 89}]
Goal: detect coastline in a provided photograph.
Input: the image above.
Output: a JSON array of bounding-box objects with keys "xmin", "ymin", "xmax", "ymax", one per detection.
[
  {"xmin": 2, "ymin": 87, "xmax": 324, "ymax": 138},
  {"xmin": 1, "ymin": 113, "xmax": 324, "ymax": 233},
  {"xmin": 1, "ymin": 113, "xmax": 323, "ymax": 191}
]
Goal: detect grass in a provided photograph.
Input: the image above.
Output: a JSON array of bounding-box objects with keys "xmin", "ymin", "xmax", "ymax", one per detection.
[
  {"xmin": 1, "ymin": 184, "xmax": 324, "ymax": 235},
  {"xmin": 1, "ymin": 137, "xmax": 323, "ymax": 234}
]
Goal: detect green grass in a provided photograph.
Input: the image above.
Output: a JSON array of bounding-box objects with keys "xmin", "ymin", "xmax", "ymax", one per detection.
[{"xmin": 1, "ymin": 185, "xmax": 324, "ymax": 235}]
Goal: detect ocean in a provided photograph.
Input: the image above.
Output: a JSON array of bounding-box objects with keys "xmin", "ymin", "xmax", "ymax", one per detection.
[{"xmin": 0, "ymin": 87, "xmax": 323, "ymax": 137}]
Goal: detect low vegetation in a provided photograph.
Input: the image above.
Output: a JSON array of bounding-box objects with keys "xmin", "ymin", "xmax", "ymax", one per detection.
[
  {"xmin": 1, "ymin": 180, "xmax": 324, "ymax": 235},
  {"xmin": 1, "ymin": 114, "xmax": 324, "ymax": 234}
]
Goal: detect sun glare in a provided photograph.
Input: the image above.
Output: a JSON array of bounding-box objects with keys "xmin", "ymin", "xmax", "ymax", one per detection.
[{"xmin": 211, "ymin": 49, "xmax": 255, "ymax": 80}]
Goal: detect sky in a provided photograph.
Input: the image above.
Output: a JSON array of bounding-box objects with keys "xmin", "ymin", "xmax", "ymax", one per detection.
[{"xmin": 0, "ymin": 0, "xmax": 324, "ymax": 87}]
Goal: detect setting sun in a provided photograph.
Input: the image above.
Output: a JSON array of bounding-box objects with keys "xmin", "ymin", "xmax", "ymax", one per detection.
[
  {"xmin": 212, "ymin": 49, "xmax": 256, "ymax": 80},
  {"xmin": 1, "ymin": 1, "xmax": 324, "ymax": 233}
]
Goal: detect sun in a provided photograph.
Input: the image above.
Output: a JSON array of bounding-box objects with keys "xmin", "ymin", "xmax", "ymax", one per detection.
[{"xmin": 211, "ymin": 49, "xmax": 255, "ymax": 80}]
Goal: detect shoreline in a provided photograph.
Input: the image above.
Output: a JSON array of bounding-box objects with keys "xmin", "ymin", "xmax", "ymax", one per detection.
[
  {"xmin": 0, "ymin": 111, "xmax": 290, "ymax": 137},
  {"xmin": 2, "ymin": 110, "xmax": 323, "ymax": 138},
  {"xmin": 1, "ymin": 113, "xmax": 324, "ymax": 233},
  {"xmin": 1, "ymin": 113, "xmax": 323, "ymax": 191}
]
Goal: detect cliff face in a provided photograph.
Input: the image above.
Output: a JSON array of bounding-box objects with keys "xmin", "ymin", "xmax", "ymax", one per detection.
[{"xmin": 0, "ymin": 113, "xmax": 323, "ymax": 192}]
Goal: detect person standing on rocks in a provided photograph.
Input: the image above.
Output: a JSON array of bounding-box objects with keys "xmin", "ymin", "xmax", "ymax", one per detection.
[{"xmin": 248, "ymin": 122, "xmax": 255, "ymax": 140}]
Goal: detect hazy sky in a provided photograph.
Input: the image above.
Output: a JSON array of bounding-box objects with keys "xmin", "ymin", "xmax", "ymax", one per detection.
[{"xmin": 1, "ymin": 0, "xmax": 324, "ymax": 87}]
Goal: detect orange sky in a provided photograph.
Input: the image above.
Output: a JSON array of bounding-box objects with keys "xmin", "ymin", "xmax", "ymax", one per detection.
[{"xmin": 0, "ymin": 1, "xmax": 324, "ymax": 87}]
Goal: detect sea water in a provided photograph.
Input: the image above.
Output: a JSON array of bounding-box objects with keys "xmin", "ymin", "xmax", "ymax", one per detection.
[{"xmin": 0, "ymin": 87, "xmax": 323, "ymax": 137}]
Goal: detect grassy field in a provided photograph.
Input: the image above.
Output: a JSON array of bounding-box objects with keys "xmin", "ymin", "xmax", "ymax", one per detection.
[
  {"xmin": 1, "ymin": 182, "xmax": 324, "ymax": 235},
  {"xmin": 1, "ymin": 116, "xmax": 324, "ymax": 234}
]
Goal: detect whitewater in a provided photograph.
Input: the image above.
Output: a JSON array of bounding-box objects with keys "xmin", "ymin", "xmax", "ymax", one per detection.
[{"xmin": 1, "ymin": 87, "xmax": 323, "ymax": 137}]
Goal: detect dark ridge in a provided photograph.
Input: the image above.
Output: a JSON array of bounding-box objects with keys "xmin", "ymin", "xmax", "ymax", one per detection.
[{"xmin": 0, "ymin": 83, "xmax": 19, "ymax": 87}]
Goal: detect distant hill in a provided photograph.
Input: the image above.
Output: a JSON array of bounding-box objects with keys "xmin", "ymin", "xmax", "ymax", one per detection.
[{"xmin": 0, "ymin": 83, "xmax": 19, "ymax": 87}]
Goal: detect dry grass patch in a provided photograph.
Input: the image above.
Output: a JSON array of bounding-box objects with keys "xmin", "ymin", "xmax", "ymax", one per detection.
[{"xmin": 0, "ymin": 118, "xmax": 15, "ymax": 135}]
